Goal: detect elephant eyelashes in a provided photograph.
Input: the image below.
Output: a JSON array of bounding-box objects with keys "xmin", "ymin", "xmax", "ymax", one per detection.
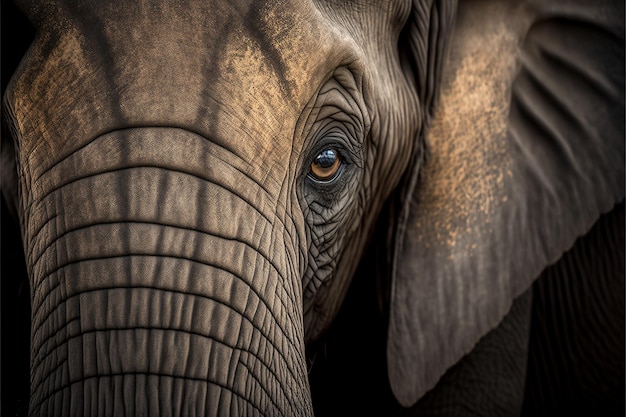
[{"xmin": 309, "ymin": 148, "xmax": 341, "ymax": 182}]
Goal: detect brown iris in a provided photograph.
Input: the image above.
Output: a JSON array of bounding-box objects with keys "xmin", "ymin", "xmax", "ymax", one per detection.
[{"xmin": 310, "ymin": 148, "xmax": 341, "ymax": 181}]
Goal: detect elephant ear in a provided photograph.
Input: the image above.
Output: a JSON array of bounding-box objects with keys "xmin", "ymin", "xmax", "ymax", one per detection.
[{"xmin": 389, "ymin": 0, "xmax": 624, "ymax": 407}]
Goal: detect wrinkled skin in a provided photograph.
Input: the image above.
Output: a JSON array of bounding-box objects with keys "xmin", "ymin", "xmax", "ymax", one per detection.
[
  {"xmin": 1, "ymin": 0, "xmax": 624, "ymax": 416},
  {"xmin": 3, "ymin": 1, "xmax": 433, "ymax": 415}
]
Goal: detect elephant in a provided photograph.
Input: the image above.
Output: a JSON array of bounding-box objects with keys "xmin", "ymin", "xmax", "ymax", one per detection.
[{"xmin": 1, "ymin": 0, "xmax": 623, "ymax": 415}]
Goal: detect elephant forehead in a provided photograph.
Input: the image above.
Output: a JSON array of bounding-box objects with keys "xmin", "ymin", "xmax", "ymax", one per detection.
[
  {"xmin": 87, "ymin": 1, "xmax": 331, "ymax": 107},
  {"xmin": 7, "ymin": 0, "xmax": 352, "ymax": 176}
]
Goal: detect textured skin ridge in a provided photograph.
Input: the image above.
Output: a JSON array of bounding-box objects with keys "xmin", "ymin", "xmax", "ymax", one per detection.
[
  {"xmin": 22, "ymin": 131, "xmax": 310, "ymax": 415},
  {"xmin": 29, "ymin": 250, "xmax": 309, "ymax": 415}
]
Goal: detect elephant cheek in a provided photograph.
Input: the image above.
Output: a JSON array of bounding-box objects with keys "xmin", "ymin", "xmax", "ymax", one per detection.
[{"xmin": 22, "ymin": 129, "xmax": 312, "ymax": 416}]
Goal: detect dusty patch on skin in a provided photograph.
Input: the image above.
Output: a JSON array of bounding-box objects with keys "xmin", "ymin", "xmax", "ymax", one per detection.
[
  {"xmin": 414, "ymin": 2, "xmax": 532, "ymax": 255},
  {"xmin": 6, "ymin": 27, "xmax": 88, "ymax": 166}
]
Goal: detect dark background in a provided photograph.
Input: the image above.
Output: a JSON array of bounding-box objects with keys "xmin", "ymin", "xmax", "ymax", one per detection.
[{"xmin": 2, "ymin": 1, "xmax": 36, "ymax": 416}]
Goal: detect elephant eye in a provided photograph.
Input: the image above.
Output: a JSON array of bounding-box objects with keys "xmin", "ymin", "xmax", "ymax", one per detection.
[{"xmin": 309, "ymin": 148, "xmax": 341, "ymax": 182}]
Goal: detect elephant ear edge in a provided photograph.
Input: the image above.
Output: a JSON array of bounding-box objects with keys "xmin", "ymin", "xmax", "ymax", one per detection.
[{"xmin": 388, "ymin": 0, "xmax": 625, "ymax": 407}]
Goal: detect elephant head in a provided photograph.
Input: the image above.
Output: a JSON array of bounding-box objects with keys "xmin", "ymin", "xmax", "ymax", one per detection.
[{"xmin": 1, "ymin": 0, "xmax": 623, "ymax": 416}]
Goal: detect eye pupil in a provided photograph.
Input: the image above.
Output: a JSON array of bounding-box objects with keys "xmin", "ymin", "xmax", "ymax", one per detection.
[
  {"xmin": 310, "ymin": 148, "xmax": 341, "ymax": 181},
  {"xmin": 316, "ymin": 149, "xmax": 337, "ymax": 168}
]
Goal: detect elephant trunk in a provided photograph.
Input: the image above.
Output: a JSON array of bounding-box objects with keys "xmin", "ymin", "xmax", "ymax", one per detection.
[{"xmin": 23, "ymin": 128, "xmax": 312, "ymax": 416}]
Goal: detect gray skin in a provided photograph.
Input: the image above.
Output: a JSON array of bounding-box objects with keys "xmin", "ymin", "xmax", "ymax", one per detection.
[{"xmin": 1, "ymin": 0, "xmax": 623, "ymax": 416}]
